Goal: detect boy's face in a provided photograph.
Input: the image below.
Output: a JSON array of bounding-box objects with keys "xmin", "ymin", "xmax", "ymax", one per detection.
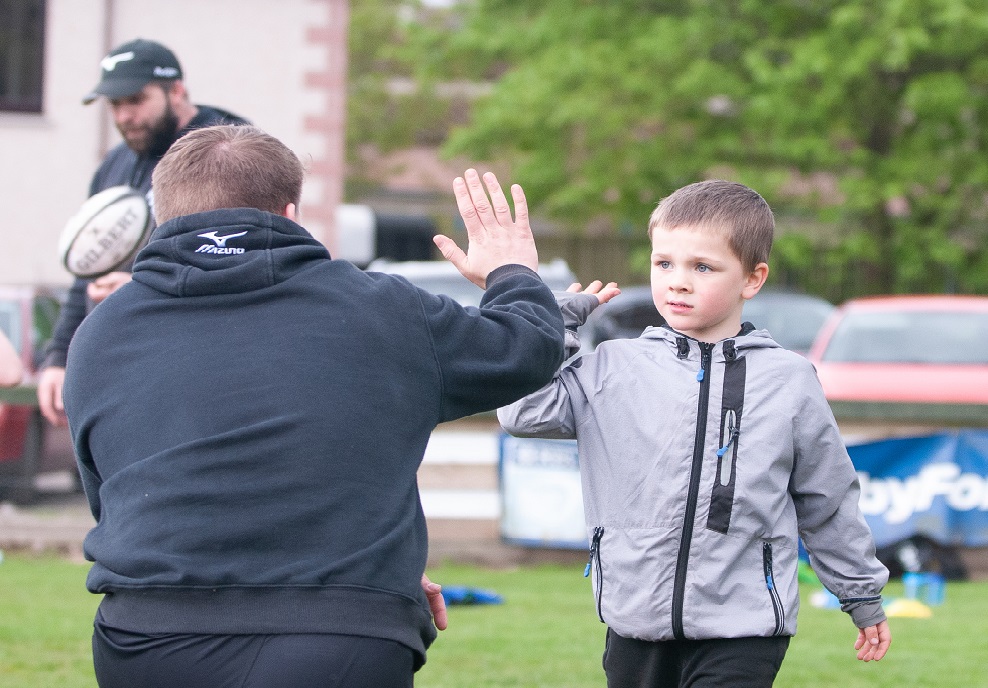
[{"xmin": 650, "ymin": 225, "xmax": 768, "ymax": 343}]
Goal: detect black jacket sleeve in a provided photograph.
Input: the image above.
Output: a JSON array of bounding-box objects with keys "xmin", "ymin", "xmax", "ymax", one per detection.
[{"xmin": 42, "ymin": 278, "xmax": 90, "ymax": 369}]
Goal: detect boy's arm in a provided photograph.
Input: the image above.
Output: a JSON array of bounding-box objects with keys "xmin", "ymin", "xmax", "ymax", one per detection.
[
  {"xmin": 788, "ymin": 365, "xmax": 890, "ymax": 639},
  {"xmin": 557, "ymin": 281, "xmax": 620, "ymax": 358},
  {"xmin": 497, "ymin": 284, "xmax": 617, "ymax": 439}
]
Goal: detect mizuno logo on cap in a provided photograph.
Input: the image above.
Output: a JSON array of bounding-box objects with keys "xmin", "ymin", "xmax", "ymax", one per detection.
[{"xmin": 101, "ymin": 51, "xmax": 135, "ymax": 72}]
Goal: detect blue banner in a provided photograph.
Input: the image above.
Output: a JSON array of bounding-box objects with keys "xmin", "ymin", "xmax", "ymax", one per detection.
[
  {"xmin": 850, "ymin": 429, "xmax": 988, "ymax": 548},
  {"xmin": 499, "ymin": 430, "xmax": 988, "ymax": 550}
]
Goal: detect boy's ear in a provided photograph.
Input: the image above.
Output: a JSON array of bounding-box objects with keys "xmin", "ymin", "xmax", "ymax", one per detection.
[{"xmin": 742, "ymin": 262, "xmax": 769, "ymax": 300}]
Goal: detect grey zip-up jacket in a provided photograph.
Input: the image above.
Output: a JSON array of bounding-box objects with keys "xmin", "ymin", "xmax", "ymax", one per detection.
[{"xmin": 498, "ymin": 293, "xmax": 888, "ymax": 642}]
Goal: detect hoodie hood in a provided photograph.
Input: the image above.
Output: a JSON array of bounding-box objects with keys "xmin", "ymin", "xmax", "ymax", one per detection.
[{"xmin": 131, "ymin": 208, "xmax": 329, "ymax": 297}]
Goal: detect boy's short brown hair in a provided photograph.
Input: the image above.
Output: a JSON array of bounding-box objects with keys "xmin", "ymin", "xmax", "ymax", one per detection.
[
  {"xmin": 647, "ymin": 180, "xmax": 774, "ymax": 273},
  {"xmin": 152, "ymin": 124, "xmax": 304, "ymax": 224}
]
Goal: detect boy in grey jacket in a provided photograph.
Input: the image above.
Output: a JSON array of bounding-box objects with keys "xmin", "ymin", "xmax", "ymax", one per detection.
[{"xmin": 499, "ymin": 180, "xmax": 891, "ymax": 687}]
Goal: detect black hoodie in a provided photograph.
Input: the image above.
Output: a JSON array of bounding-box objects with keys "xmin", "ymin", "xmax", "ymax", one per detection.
[{"xmin": 63, "ymin": 208, "xmax": 564, "ymax": 666}]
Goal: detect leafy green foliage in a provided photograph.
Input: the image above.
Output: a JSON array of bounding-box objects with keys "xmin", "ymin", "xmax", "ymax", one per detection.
[{"xmin": 391, "ymin": 0, "xmax": 988, "ymax": 297}]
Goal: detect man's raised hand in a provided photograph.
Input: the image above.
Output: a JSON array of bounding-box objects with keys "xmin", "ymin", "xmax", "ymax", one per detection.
[{"xmin": 435, "ymin": 169, "xmax": 539, "ymax": 288}]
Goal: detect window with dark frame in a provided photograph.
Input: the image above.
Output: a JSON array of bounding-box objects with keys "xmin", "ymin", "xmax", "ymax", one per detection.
[{"xmin": 0, "ymin": 0, "xmax": 46, "ymax": 113}]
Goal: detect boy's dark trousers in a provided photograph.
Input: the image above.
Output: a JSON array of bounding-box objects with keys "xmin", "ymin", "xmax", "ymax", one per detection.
[
  {"xmin": 92, "ymin": 618, "xmax": 415, "ymax": 688},
  {"xmin": 603, "ymin": 629, "xmax": 790, "ymax": 688}
]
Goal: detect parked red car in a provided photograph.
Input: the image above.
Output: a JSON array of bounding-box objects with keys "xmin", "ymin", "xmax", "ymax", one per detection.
[
  {"xmin": 0, "ymin": 285, "xmax": 77, "ymax": 502},
  {"xmin": 806, "ymin": 295, "xmax": 988, "ymax": 424}
]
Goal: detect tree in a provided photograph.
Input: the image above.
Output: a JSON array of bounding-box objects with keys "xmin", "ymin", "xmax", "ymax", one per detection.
[
  {"xmin": 345, "ymin": 0, "xmax": 457, "ymax": 196},
  {"xmin": 404, "ymin": 0, "xmax": 988, "ymax": 297}
]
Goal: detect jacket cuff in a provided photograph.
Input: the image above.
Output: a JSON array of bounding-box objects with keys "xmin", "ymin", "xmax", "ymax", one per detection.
[
  {"xmin": 841, "ymin": 596, "xmax": 886, "ymax": 628},
  {"xmin": 554, "ymin": 291, "xmax": 599, "ymax": 330}
]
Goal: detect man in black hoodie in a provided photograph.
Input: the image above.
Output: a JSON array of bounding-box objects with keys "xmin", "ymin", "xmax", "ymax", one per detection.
[
  {"xmin": 38, "ymin": 38, "xmax": 248, "ymax": 425},
  {"xmin": 62, "ymin": 124, "xmax": 566, "ymax": 688}
]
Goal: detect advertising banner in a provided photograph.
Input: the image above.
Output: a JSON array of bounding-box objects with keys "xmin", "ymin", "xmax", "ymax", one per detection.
[
  {"xmin": 499, "ymin": 435, "xmax": 585, "ymax": 548},
  {"xmin": 849, "ymin": 429, "xmax": 988, "ymax": 548},
  {"xmin": 500, "ymin": 430, "xmax": 988, "ymax": 550}
]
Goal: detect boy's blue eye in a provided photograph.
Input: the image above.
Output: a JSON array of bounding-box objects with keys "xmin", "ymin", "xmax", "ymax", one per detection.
[
  {"xmin": 696, "ymin": 264, "xmax": 711, "ymax": 273},
  {"xmin": 657, "ymin": 260, "xmax": 671, "ymax": 269}
]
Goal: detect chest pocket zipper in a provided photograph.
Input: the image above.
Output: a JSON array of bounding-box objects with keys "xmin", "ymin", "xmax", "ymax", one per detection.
[
  {"xmin": 762, "ymin": 542, "xmax": 786, "ymax": 636},
  {"xmin": 717, "ymin": 410, "xmax": 738, "ymax": 486},
  {"xmin": 584, "ymin": 526, "xmax": 605, "ymax": 622}
]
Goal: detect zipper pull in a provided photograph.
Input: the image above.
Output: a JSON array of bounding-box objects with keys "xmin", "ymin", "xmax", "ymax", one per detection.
[
  {"xmin": 584, "ymin": 526, "xmax": 603, "ymax": 577},
  {"xmin": 763, "ymin": 541, "xmax": 775, "ymax": 590},
  {"xmin": 716, "ymin": 425, "xmax": 739, "ymax": 458},
  {"xmin": 696, "ymin": 343, "xmax": 712, "ymax": 382}
]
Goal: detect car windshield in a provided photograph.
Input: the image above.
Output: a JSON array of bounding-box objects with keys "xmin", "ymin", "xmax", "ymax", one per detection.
[
  {"xmin": 822, "ymin": 310, "xmax": 988, "ymax": 364},
  {"xmin": 742, "ymin": 297, "xmax": 834, "ymax": 352}
]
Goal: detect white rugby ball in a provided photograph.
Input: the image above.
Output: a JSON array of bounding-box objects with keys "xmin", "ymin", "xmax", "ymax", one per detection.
[{"xmin": 58, "ymin": 185, "xmax": 151, "ymax": 278}]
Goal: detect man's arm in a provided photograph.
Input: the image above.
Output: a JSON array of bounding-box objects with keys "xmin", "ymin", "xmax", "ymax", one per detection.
[
  {"xmin": 497, "ymin": 282, "xmax": 619, "ymax": 439},
  {"xmin": 38, "ymin": 277, "xmax": 93, "ymax": 425}
]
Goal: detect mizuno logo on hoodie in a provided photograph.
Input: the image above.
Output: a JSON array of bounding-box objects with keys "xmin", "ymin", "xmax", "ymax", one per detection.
[{"xmin": 195, "ymin": 230, "xmax": 247, "ymax": 254}]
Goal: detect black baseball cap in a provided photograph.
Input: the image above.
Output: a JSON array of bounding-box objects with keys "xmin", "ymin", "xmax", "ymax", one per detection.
[{"xmin": 82, "ymin": 38, "xmax": 183, "ymax": 105}]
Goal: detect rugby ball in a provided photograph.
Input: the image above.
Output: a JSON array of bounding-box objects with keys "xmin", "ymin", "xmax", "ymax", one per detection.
[{"xmin": 58, "ymin": 185, "xmax": 151, "ymax": 278}]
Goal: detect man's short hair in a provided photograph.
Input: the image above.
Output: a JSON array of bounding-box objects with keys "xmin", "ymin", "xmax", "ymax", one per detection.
[
  {"xmin": 152, "ymin": 125, "xmax": 304, "ymax": 224},
  {"xmin": 648, "ymin": 180, "xmax": 774, "ymax": 272}
]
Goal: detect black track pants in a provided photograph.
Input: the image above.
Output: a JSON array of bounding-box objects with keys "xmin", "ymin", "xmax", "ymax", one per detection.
[
  {"xmin": 602, "ymin": 629, "xmax": 790, "ymax": 688},
  {"xmin": 92, "ymin": 621, "xmax": 416, "ymax": 688}
]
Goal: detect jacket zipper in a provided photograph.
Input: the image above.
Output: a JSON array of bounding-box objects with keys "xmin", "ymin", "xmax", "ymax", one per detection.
[
  {"xmin": 717, "ymin": 410, "xmax": 738, "ymax": 487},
  {"xmin": 762, "ymin": 542, "xmax": 786, "ymax": 636},
  {"xmin": 584, "ymin": 526, "xmax": 605, "ymax": 622},
  {"xmin": 672, "ymin": 341, "xmax": 712, "ymax": 640}
]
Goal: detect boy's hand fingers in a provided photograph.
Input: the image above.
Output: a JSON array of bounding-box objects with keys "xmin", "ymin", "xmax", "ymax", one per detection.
[
  {"xmin": 598, "ymin": 282, "xmax": 622, "ymax": 304},
  {"xmin": 854, "ymin": 628, "xmax": 866, "ymax": 651},
  {"xmin": 872, "ymin": 620, "xmax": 891, "ymax": 661},
  {"xmin": 855, "ymin": 622, "xmax": 890, "ymax": 661},
  {"xmin": 565, "ymin": 283, "xmax": 583, "ymax": 293}
]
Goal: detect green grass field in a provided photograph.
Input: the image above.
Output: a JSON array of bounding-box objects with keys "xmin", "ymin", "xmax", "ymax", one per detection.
[{"xmin": 1, "ymin": 554, "xmax": 983, "ymax": 687}]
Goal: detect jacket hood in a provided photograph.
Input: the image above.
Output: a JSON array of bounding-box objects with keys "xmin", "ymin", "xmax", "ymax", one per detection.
[
  {"xmin": 131, "ymin": 208, "xmax": 329, "ymax": 297},
  {"xmin": 640, "ymin": 323, "xmax": 783, "ymax": 358}
]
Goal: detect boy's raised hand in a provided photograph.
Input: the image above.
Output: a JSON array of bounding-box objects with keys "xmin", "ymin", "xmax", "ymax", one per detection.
[
  {"xmin": 854, "ymin": 619, "xmax": 891, "ymax": 661},
  {"xmin": 436, "ymin": 169, "xmax": 539, "ymax": 288},
  {"xmin": 566, "ymin": 280, "xmax": 622, "ymax": 305}
]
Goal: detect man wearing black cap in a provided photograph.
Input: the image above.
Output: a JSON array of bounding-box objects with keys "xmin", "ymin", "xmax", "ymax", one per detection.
[{"xmin": 37, "ymin": 38, "xmax": 248, "ymax": 425}]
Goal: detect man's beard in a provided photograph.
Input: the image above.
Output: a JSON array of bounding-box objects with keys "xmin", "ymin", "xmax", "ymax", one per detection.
[{"xmin": 120, "ymin": 101, "xmax": 180, "ymax": 157}]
